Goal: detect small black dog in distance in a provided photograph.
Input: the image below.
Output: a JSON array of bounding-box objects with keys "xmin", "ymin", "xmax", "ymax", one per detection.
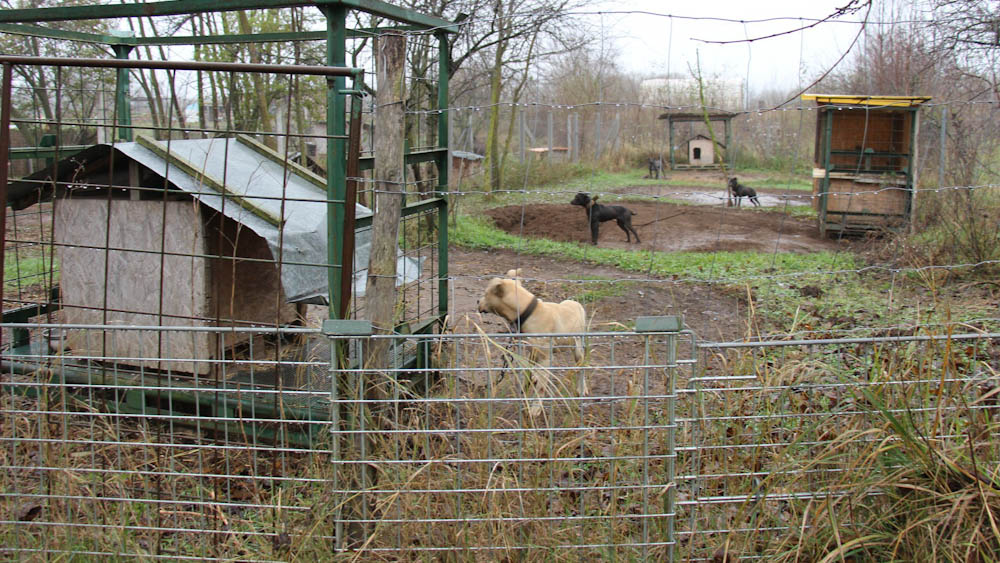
[
  {"xmin": 647, "ymin": 157, "xmax": 662, "ymax": 179},
  {"xmin": 728, "ymin": 177, "xmax": 760, "ymax": 207},
  {"xmin": 570, "ymin": 192, "xmax": 641, "ymax": 245}
]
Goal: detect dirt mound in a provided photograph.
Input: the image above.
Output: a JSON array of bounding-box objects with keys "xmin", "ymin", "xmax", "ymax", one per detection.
[{"xmin": 485, "ymin": 200, "xmax": 843, "ymax": 254}]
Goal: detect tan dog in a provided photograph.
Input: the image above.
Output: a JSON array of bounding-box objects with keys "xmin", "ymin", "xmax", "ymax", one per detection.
[{"xmin": 477, "ymin": 269, "xmax": 586, "ymax": 364}]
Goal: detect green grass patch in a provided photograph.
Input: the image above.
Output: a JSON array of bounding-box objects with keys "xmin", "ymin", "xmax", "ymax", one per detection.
[
  {"xmin": 4, "ymin": 251, "xmax": 56, "ymax": 292},
  {"xmin": 564, "ymin": 275, "xmax": 630, "ymax": 306},
  {"xmin": 453, "ymin": 215, "xmax": 854, "ymax": 284}
]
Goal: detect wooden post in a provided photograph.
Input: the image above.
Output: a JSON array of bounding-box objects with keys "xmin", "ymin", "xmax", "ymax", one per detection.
[
  {"xmin": 547, "ymin": 111, "xmax": 553, "ymax": 156},
  {"xmin": 365, "ymin": 32, "xmax": 406, "ymax": 374}
]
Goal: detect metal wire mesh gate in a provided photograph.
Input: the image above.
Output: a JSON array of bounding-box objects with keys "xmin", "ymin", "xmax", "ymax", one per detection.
[
  {"xmin": 323, "ymin": 318, "xmax": 689, "ymax": 559},
  {"xmin": 678, "ymin": 331, "xmax": 1000, "ymax": 560}
]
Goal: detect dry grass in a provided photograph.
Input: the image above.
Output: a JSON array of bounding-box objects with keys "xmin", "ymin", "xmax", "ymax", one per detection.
[{"xmin": 2, "ymin": 324, "xmax": 998, "ymax": 561}]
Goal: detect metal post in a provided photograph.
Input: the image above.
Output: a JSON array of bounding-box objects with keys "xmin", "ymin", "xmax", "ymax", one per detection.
[
  {"xmin": 436, "ymin": 30, "xmax": 450, "ymax": 321},
  {"xmin": 340, "ymin": 90, "xmax": 361, "ymax": 321},
  {"xmin": 595, "ymin": 108, "xmax": 602, "ymax": 160},
  {"xmin": 725, "ymin": 117, "xmax": 733, "ymax": 170},
  {"xmin": 574, "ymin": 113, "xmax": 580, "ymax": 162},
  {"xmin": 566, "ymin": 113, "xmax": 572, "ymax": 161},
  {"xmin": 324, "ymin": 5, "xmax": 348, "ymax": 320},
  {"xmin": 111, "ymin": 43, "xmax": 134, "ymax": 142},
  {"xmin": 636, "ymin": 316, "xmax": 681, "ymax": 562},
  {"xmin": 548, "ymin": 110, "xmax": 553, "ymax": 158},
  {"xmin": 668, "ymin": 119, "xmax": 675, "ymax": 170},
  {"xmin": 519, "ymin": 110, "xmax": 525, "ymax": 163},
  {"xmin": 937, "ymin": 105, "xmax": 946, "ymax": 189},
  {"xmin": 819, "ymin": 109, "xmax": 834, "ymax": 237},
  {"xmin": 0, "ymin": 63, "xmax": 12, "ymax": 349},
  {"xmin": 906, "ymin": 106, "xmax": 920, "ymax": 228}
]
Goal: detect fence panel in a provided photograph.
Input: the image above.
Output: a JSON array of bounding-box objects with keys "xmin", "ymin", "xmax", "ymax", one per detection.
[
  {"xmin": 325, "ymin": 323, "xmax": 690, "ymax": 559},
  {"xmin": 679, "ymin": 333, "xmax": 1000, "ymax": 561}
]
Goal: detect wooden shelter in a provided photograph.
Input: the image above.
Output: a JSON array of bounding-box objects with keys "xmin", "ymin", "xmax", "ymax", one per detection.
[
  {"xmin": 803, "ymin": 94, "xmax": 931, "ymax": 236},
  {"xmin": 658, "ymin": 111, "xmax": 737, "ymax": 170},
  {"xmin": 450, "ymin": 150, "xmax": 484, "ymax": 187}
]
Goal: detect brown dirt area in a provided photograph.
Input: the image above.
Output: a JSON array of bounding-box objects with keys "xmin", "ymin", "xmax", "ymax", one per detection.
[
  {"xmin": 446, "ymin": 247, "xmax": 748, "ymax": 344},
  {"xmin": 485, "ymin": 197, "xmax": 843, "ymax": 254}
]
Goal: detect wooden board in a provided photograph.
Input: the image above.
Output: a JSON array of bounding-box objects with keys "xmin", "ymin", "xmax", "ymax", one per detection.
[{"xmin": 56, "ymin": 198, "xmax": 213, "ymax": 374}]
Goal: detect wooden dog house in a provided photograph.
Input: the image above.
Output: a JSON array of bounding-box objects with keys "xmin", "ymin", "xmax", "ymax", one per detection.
[
  {"xmin": 8, "ymin": 135, "xmax": 419, "ymax": 375},
  {"xmin": 687, "ymin": 135, "xmax": 721, "ymax": 166},
  {"xmin": 803, "ymin": 94, "xmax": 931, "ymax": 236}
]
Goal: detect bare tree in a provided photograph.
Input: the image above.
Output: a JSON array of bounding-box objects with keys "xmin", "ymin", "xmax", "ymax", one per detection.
[
  {"xmin": 0, "ymin": 0, "xmax": 113, "ymax": 146},
  {"xmin": 365, "ymin": 33, "xmax": 407, "ymax": 376},
  {"xmin": 928, "ymin": 0, "xmax": 1000, "ymax": 96}
]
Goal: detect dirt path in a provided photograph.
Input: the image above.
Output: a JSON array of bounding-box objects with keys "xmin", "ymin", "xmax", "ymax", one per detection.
[{"xmin": 447, "ymin": 247, "xmax": 748, "ymax": 344}]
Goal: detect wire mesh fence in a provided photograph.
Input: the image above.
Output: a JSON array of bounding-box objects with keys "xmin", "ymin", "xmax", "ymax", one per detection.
[
  {"xmin": 679, "ymin": 332, "xmax": 1000, "ymax": 560},
  {"xmin": 4, "ymin": 321, "xmax": 998, "ymax": 560},
  {"xmin": 1, "ymin": 323, "xmax": 690, "ymax": 560},
  {"xmin": 324, "ymin": 322, "xmax": 687, "ymax": 558}
]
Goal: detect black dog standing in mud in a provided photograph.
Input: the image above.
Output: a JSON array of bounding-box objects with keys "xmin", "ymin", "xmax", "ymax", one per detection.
[
  {"xmin": 570, "ymin": 192, "xmax": 641, "ymax": 245},
  {"xmin": 728, "ymin": 177, "xmax": 760, "ymax": 207}
]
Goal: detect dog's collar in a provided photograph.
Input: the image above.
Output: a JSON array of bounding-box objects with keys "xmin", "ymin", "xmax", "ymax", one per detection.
[{"xmin": 513, "ymin": 297, "xmax": 540, "ymax": 332}]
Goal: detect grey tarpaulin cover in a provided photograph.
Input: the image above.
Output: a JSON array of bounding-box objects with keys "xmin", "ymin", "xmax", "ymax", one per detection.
[{"xmin": 113, "ymin": 137, "xmax": 422, "ymax": 304}]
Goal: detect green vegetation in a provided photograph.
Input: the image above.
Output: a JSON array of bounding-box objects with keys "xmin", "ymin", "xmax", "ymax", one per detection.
[
  {"xmin": 455, "ymin": 213, "xmax": 959, "ymax": 332},
  {"xmin": 563, "ymin": 275, "xmax": 630, "ymax": 305},
  {"xmin": 4, "ymin": 250, "xmax": 56, "ymax": 293},
  {"xmin": 453, "ymin": 214, "xmax": 852, "ymax": 284},
  {"xmin": 452, "ymin": 162, "xmax": 997, "ymax": 336}
]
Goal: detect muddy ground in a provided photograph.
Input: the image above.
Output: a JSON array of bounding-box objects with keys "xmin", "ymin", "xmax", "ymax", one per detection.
[
  {"xmin": 452, "ymin": 181, "xmax": 856, "ymax": 343},
  {"xmin": 447, "ymin": 246, "xmax": 748, "ymax": 344},
  {"xmin": 484, "ymin": 196, "xmax": 843, "ymax": 254}
]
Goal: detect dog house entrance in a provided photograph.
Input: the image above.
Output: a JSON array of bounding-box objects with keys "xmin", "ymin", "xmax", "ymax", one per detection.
[{"xmin": 692, "ymin": 147, "xmax": 701, "ymax": 160}]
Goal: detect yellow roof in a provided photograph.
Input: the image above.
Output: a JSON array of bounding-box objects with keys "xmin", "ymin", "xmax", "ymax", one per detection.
[{"xmin": 801, "ymin": 94, "xmax": 931, "ymax": 107}]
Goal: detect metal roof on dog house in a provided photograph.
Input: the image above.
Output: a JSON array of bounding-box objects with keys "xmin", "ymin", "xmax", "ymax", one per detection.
[{"xmin": 8, "ymin": 135, "xmax": 421, "ymax": 374}]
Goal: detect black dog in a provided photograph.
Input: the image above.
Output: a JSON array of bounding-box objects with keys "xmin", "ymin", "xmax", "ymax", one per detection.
[
  {"xmin": 728, "ymin": 177, "xmax": 760, "ymax": 207},
  {"xmin": 647, "ymin": 157, "xmax": 662, "ymax": 179},
  {"xmin": 570, "ymin": 192, "xmax": 640, "ymax": 245}
]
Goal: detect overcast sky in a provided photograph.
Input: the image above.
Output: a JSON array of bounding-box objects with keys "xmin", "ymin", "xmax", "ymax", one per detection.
[{"xmin": 586, "ymin": 1, "xmax": 868, "ymax": 94}]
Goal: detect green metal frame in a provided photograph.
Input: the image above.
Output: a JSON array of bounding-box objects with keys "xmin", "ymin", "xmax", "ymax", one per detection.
[
  {"xmin": 1, "ymin": 2, "xmax": 456, "ymax": 440},
  {"xmin": 2, "ymin": 0, "xmax": 455, "ymax": 324}
]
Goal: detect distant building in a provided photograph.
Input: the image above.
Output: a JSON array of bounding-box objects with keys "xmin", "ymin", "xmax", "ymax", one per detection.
[{"xmin": 640, "ymin": 76, "xmax": 744, "ymax": 109}]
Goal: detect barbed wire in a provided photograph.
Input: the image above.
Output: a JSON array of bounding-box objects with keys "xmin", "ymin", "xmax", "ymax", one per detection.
[{"xmin": 348, "ymin": 181, "xmax": 1000, "ymax": 199}]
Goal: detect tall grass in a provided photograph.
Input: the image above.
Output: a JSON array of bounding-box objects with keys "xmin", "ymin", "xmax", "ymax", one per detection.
[
  {"xmin": 700, "ymin": 332, "xmax": 1000, "ymax": 562},
  {"xmin": 4, "ymin": 323, "xmax": 996, "ymax": 560},
  {"xmin": 909, "ymin": 186, "xmax": 1000, "ymax": 272}
]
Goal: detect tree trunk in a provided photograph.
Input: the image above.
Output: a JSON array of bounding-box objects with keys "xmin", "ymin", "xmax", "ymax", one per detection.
[
  {"xmin": 365, "ymin": 32, "xmax": 406, "ymax": 377},
  {"xmin": 484, "ymin": 2, "xmax": 506, "ymax": 193},
  {"xmin": 238, "ymin": 11, "xmax": 276, "ymax": 149}
]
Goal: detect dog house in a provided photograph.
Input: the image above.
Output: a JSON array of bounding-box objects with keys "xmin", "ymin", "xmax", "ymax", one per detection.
[
  {"xmin": 7, "ymin": 134, "xmax": 421, "ymax": 375},
  {"xmin": 802, "ymin": 94, "xmax": 931, "ymax": 236},
  {"xmin": 451, "ymin": 150, "xmax": 484, "ymax": 187},
  {"xmin": 687, "ymin": 135, "xmax": 718, "ymax": 166}
]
